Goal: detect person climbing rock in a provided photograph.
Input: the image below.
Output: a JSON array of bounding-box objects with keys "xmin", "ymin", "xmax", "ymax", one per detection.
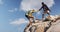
[
  {"xmin": 25, "ymin": 9, "xmax": 35, "ymax": 24},
  {"xmin": 39, "ymin": 2, "xmax": 51, "ymax": 20},
  {"xmin": 24, "ymin": 9, "xmax": 36, "ymax": 32},
  {"xmin": 24, "ymin": 9, "xmax": 40, "ymax": 32}
]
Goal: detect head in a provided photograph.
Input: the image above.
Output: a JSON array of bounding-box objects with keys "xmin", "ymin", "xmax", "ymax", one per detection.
[
  {"xmin": 42, "ymin": 2, "xmax": 44, "ymax": 5},
  {"xmin": 32, "ymin": 9, "xmax": 35, "ymax": 13}
]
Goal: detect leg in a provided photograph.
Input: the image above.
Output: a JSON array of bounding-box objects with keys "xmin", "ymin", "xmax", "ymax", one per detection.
[
  {"xmin": 30, "ymin": 17, "xmax": 35, "ymax": 23},
  {"xmin": 47, "ymin": 10, "xmax": 51, "ymax": 18},
  {"xmin": 42, "ymin": 14, "xmax": 44, "ymax": 20},
  {"xmin": 29, "ymin": 17, "xmax": 34, "ymax": 25},
  {"xmin": 47, "ymin": 13, "xmax": 51, "ymax": 18},
  {"xmin": 25, "ymin": 15, "xmax": 32, "ymax": 24},
  {"xmin": 42, "ymin": 11, "xmax": 47, "ymax": 21},
  {"xmin": 24, "ymin": 23, "xmax": 31, "ymax": 32}
]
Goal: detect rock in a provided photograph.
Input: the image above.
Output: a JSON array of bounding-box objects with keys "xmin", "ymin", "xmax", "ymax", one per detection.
[
  {"xmin": 24, "ymin": 15, "xmax": 60, "ymax": 32},
  {"xmin": 46, "ymin": 20, "xmax": 60, "ymax": 32}
]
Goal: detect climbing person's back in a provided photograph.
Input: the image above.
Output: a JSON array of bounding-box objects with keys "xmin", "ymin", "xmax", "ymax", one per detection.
[
  {"xmin": 25, "ymin": 10, "xmax": 35, "ymax": 17},
  {"xmin": 42, "ymin": 4, "xmax": 50, "ymax": 11}
]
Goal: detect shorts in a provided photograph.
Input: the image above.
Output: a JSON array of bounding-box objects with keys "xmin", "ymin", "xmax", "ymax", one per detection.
[
  {"xmin": 25, "ymin": 15, "xmax": 34, "ymax": 23},
  {"xmin": 43, "ymin": 10, "xmax": 50, "ymax": 14},
  {"xmin": 25, "ymin": 15, "xmax": 29, "ymax": 19}
]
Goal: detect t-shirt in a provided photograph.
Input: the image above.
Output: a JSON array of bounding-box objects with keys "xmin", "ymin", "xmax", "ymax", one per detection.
[{"xmin": 25, "ymin": 10, "xmax": 38, "ymax": 17}]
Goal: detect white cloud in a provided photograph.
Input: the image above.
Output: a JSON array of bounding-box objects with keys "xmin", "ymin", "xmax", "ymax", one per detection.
[
  {"xmin": 10, "ymin": 18, "xmax": 29, "ymax": 32},
  {"xmin": 10, "ymin": 18, "xmax": 29, "ymax": 25},
  {"xmin": 20, "ymin": 0, "xmax": 55, "ymax": 11},
  {"xmin": 0, "ymin": 0, "xmax": 3, "ymax": 5},
  {"xmin": 8, "ymin": 8, "xmax": 18, "ymax": 12}
]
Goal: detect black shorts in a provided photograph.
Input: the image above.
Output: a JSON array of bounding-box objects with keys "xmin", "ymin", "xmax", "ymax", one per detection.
[
  {"xmin": 43, "ymin": 10, "xmax": 50, "ymax": 14},
  {"xmin": 25, "ymin": 15, "xmax": 29, "ymax": 19}
]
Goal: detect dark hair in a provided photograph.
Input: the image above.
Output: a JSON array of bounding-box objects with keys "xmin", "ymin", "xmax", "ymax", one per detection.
[{"xmin": 42, "ymin": 2, "xmax": 44, "ymax": 4}]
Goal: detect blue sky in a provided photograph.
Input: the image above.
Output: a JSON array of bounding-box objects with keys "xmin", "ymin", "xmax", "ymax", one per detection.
[{"xmin": 0, "ymin": 0, "xmax": 60, "ymax": 32}]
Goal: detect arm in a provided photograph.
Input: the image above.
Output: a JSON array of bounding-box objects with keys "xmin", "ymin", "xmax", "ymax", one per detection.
[
  {"xmin": 33, "ymin": 10, "xmax": 40, "ymax": 12},
  {"xmin": 39, "ymin": 6, "xmax": 43, "ymax": 11}
]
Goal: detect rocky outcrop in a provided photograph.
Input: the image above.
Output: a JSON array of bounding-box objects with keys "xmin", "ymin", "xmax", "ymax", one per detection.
[{"xmin": 24, "ymin": 15, "xmax": 60, "ymax": 32}]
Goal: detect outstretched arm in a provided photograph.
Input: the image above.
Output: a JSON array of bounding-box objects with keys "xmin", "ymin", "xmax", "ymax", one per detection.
[{"xmin": 39, "ymin": 6, "xmax": 42, "ymax": 11}]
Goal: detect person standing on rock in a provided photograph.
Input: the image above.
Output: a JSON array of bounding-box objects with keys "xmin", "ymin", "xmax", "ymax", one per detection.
[{"xmin": 39, "ymin": 2, "xmax": 51, "ymax": 20}]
